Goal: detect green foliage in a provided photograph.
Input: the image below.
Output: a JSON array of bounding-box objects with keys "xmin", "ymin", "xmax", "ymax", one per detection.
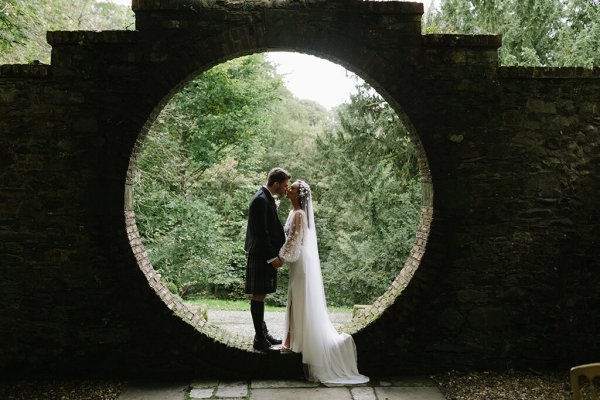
[
  {"xmin": 314, "ymin": 83, "xmax": 421, "ymax": 306},
  {"xmin": 261, "ymin": 94, "xmax": 332, "ymax": 180},
  {"xmin": 166, "ymin": 281, "xmax": 179, "ymax": 295},
  {"xmin": 160, "ymin": 55, "xmax": 283, "ymax": 176},
  {"xmin": 0, "ymin": 0, "xmax": 31, "ymax": 56},
  {"xmin": 0, "ymin": 0, "xmax": 134, "ymax": 64},
  {"xmin": 551, "ymin": 0, "xmax": 600, "ymax": 67},
  {"xmin": 135, "ymin": 54, "xmax": 284, "ymax": 300},
  {"xmin": 184, "ymin": 298, "xmax": 352, "ymax": 313},
  {"xmin": 424, "ymin": 0, "xmax": 600, "ymax": 67}
]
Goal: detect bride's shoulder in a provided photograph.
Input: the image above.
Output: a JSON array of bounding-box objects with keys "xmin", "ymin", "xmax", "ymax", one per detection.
[{"xmin": 291, "ymin": 209, "xmax": 306, "ymax": 219}]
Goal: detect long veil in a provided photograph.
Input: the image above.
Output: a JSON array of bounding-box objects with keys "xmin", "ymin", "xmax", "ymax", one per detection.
[{"xmin": 299, "ymin": 189, "xmax": 369, "ymax": 384}]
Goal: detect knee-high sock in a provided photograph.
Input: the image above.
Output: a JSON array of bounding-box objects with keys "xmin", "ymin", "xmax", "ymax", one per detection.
[{"xmin": 250, "ymin": 300, "xmax": 265, "ymax": 339}]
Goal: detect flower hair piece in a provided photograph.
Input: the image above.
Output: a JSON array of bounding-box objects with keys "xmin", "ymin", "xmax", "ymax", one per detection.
[
  {"xmin": 297, "ymin": 180, "xmax": 311, "ymax": 200},
  {"xmin": 296, "ymin": 180, "xmax": 312, "ymax": 227}
]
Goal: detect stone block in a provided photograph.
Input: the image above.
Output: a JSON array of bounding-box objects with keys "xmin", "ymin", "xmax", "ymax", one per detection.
[
  {"xmin": 189, "ymin": 387, "xmax": 214, "ymax": 399},
  {"xmin": 351, "ymin": 386, "xmax": 376, "ymax": 400},
  {"xmin": 215, "ymin": 381, "xmax": 248, "ymax": 398},
  {"xmin": 251, "ymin": 387, "xmax": 352, "ymax": 400},
  {"xmin": 251, "ymin": 380, "xmax": 319, "ymax": 389}
]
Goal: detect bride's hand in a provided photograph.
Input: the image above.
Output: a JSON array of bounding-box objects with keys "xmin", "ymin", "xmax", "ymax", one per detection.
[{"xmin": 272, "ymin": 257, "xmax": 284, "ymax": 268}]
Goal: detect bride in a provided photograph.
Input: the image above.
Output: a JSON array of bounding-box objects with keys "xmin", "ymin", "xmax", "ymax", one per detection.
[{"xmin": 278, "ymin": 179, "xmax": 369, "ymax": 385}]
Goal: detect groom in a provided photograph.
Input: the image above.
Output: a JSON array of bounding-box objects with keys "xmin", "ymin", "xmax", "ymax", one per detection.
[{"xmin": 245, "ymin": 167, "xmax": 290, "ymax": 352}]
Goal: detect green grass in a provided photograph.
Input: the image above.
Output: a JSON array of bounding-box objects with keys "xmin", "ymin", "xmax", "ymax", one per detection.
[
  {"xmin": 185, "ymin": 298, "xmax": 283, "ymax": 311},
  {"xmin": 185, "ymin": 297, "xmax": 352, "ymax": 313}
]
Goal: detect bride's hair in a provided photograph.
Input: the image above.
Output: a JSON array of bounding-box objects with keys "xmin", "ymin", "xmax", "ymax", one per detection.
[{"xmin": 295, "ymin": 179, "xmax": 311, "ymax": 226}]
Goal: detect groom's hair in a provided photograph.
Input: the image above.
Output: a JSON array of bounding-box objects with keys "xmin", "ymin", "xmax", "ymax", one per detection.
[{"xmin": 267, "ymin": 167, "xmax": 291, "ymax": 186}]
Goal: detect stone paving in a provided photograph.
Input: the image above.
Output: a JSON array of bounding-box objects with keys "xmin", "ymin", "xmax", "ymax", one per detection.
[{"xmin": 118, "ymin": 377, "xmax": 447, "ymax": 399}]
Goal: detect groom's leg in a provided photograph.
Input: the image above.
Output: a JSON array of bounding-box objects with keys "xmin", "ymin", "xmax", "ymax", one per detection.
[
  {"xmin": 250, "ymin": 295, "xmax": 277, "ymax": 352},
  {"xmin": 251, "ymin": 295, "xmax": 266, "ymax": 339},
  {"xmin": 252, "ymin": 295, "xmax": 281, "ymax": 346}
]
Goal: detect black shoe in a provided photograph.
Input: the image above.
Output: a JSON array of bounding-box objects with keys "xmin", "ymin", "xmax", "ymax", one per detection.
[
  {"xmin": 263, "ymin": 322, "xmax": 282, "ymax": 345},
  {"xmin": 265, "ymin": 333, "xmax": 282, "ymax": 346},
  {"xmin": 253, "ymin": 336, "xmax": 278, "ymax": 353}
]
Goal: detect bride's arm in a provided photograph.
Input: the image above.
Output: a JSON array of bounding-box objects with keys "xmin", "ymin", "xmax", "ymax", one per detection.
[{"xmin": 278, "ymin": 211, "xmax": 304, "ymax": 263}]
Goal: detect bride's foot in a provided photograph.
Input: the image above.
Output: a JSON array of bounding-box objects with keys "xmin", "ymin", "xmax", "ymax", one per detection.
[{"xmin": 279, "ymin": 344, "xmax": 293, "ymax": 354}]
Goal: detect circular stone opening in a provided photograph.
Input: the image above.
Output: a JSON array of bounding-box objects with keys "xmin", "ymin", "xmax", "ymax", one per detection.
[{"xmin": 124, "ymin": 51, "xmax": 432, "ymax": 349}]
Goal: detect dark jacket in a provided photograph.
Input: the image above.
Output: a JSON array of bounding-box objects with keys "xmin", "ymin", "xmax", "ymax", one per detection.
[{"xmin": 244, "ymin": 186, "xmax": 285, "ymax": 260}]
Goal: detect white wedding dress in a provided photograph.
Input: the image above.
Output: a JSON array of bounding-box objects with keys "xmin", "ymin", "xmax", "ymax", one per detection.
[{"xmin": 279, "ymin": 198, "xmax": 369, "ymax": 385}]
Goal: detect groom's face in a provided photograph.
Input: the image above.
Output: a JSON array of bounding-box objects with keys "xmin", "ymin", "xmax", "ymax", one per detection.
[{"xmin": 275, "ymin": 179, "xmax": 290, "ymax": 198}]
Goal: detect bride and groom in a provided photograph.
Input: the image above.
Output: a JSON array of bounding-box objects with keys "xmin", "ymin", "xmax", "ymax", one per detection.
[{"xmin": 244, "ymin": 167, "xmax": 369, "ymax": 385}]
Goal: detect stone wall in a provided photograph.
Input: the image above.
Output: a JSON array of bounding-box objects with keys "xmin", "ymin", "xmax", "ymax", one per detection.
[{"xmin": 0, "ymin": 0, "xmax": 598, "ymax": 378}]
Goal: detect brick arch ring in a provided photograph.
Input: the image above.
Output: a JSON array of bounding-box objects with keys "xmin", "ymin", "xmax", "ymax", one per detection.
[{"xmin": 121, "ymin": 8, "xmax": 440, "ymax": 376}]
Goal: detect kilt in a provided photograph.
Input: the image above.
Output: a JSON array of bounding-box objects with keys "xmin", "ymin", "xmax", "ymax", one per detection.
[{"xmin": 245, "ymin": 255, "xmax": 277, "ymax": 295}]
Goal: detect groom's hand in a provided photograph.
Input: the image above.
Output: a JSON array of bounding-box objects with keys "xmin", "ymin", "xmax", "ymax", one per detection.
[{"xmin": 271, "ymin": 257, "xmax": 284, "ymax": 269}]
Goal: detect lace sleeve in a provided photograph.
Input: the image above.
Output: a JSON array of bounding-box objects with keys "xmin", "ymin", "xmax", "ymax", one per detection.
[{"xmin": 279, "ymin": 211, "xmax": 305, "ymax": 263}]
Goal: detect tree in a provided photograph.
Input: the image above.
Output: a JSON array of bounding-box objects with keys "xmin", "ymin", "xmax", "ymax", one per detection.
[
  {"xmin": 552, "ymin": 0, "xmax": 600, "ymax": 67},
  {"xmin": 134, "ymin": 54, "xmax": 287, "ymax": 298},
  {"xmin": 0, "ymin": 0, "xmax": 134, "ymax": 64},
  {"xmin": 425, "ymin": 0, "xmax": 600, "ymax": 67},
  {"xmin": 313, "ymin": 82, "xmax": 421, "ymax": 306},
  {"xmin": 0, "ymin": 0, "xmax": 30, "ymax": 57}
]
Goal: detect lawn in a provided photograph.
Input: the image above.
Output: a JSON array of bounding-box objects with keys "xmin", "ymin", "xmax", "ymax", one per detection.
[{"xmin": 185, "ymin": 297, "xmax": 352, "ymax": 313}]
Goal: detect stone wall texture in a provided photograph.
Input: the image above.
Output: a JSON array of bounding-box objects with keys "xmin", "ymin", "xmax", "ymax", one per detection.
[{"xmin": 1, "ymin": 0, "xmax": 599, "ymax": 378}]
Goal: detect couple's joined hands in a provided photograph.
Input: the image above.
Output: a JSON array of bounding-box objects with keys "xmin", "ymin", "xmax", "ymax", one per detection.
[{"xmin": 272, "ymin": 257, "xmax": 284, "ymax": 269}]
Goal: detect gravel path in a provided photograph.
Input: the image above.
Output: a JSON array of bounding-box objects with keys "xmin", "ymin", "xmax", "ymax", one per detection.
[{"xmin": 205, "ymin": 309, "xmax": 352, "ymax": 341}]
